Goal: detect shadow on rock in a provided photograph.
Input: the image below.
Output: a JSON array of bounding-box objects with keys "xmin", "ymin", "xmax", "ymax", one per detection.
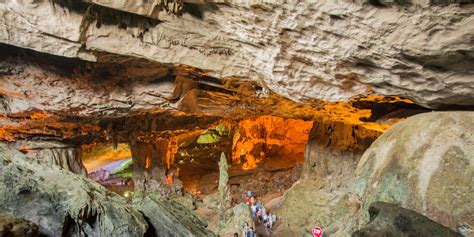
[{"xmin": 352, "ymin": 202, "xmax": 462, "ymax": 237}]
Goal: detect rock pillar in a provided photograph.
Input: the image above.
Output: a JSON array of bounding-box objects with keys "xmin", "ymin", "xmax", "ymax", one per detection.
[{"xmin": 218, "ymin": 152, "xmax": 231, "ymax": 215}]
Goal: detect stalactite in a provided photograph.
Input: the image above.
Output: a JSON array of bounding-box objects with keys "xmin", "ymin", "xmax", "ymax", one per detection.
[{"xmin": 25, "ymin": 144, "xmax": 87, "ymax": 176}]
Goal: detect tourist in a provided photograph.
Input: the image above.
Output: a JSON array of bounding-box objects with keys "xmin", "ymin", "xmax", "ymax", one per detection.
[
  {"xmin": 261, "ymin": 205, "xmax": 267, "ymax": 217},
  {"xmin": 251, "ymin": 203, "xmax": 257, "ymax": 217},
  {"xmin": 234, "ymin": 232, "xmax": 239, "ymax": 237},
  {"xmin": 265, "ymin": 212, "xmax": 273, "ymax": 229},
  {"xmin": 165, "ymin": 172, "xmax": 174, "ymax": 185},
  {"xmin": 262, "ymin": 211, "xmax": 268, "ymax": 224},
  {"xmin": 246, "ymin": 227, "xmax": 256, "ymax": 237},
  {"xmin": 250, "ymin": 196, "xmax": 256, "ymax": 205},
  {"xmin": 271, "ymin": 214, "xmax": 277, "ymax": 228},
  {"xmin": 245, "ymin": 192, "xmax": 251, "ymax": 205},
  {"xmin": 256, "ymin": 205, "xmax": 263, "ymax": 223},
  {"xmin": 242, "ymin": 222, "xmax": 250, "ymax": 236}
]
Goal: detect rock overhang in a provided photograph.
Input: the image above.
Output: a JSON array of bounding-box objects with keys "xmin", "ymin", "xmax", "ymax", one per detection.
[{"xmin": 1, "ymin": 0, "xmax": 473, "ymax": 109}]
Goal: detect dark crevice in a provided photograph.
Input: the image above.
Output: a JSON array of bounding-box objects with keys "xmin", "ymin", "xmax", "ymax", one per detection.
[
  {"xmin": 352, "ymin": 98, "xmax": 430, "ymax": 122},
  {"xmin": 0, "ymin": 43, "xmax": 88, "ymax": 77}
]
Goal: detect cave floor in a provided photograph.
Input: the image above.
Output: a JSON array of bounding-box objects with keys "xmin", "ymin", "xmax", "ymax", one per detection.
[
  {"xmin": 182, "ymin": 157, "xmax": 303, "ymax": 200},
  {"xmin": 195, "ymin": 191, "xmax": 288, "ymax": 237}
]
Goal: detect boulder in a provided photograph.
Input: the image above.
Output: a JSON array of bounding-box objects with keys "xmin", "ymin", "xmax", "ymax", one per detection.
[
  {"xmin": 217, "ymin": 202, "xmax": 254, "ymax": 236},
  {"xmin": 352, "ymin": 112, "xmax": 474, "ymax": 231},
  {"xmin": 276, "ymin": 112, "xmax": 473, "ymax": 236},
  {"xmin": 0, "ymin": 143, "xmax": 148, "ymax": 236},
  {"xmin": 352, "ymin": 202, "xmax": 462, "ymax": 237},
  {"xmin": 0, "ymin": 215, "xmax": 39, "ymax": 237},
  {"xmin": 134, "ymin": 192, "xmax": 216, "ymax": 237},
  {"xmin": 203, "ymin": 194, "xmax": 220, "ymax": 210}
]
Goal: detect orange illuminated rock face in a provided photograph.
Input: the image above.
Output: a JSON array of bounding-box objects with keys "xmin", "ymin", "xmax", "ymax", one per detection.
[
  {"xmin": 161, "ymin": 131, "xmax": 204, "ymax": 170},
  {"xmin": 232, "ymin": 116, "xmax": 313, "ymax": 170},
  {"xmin": 0, "ymin": 111, "xmax": 101, "ymax": 142}
]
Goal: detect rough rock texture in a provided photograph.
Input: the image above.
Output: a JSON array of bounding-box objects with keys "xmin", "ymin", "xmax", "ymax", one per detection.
[
  {"xmin": 0, "ymin": 143, "xmax": 148, "ymax": 236},
  {"xmin": 276, "ymin": 120, "xmax": 380, "ymax": 234},
  {"xmin": 130, "ymin": 141, "xmax": 172, "ymax": 193},
  {"xmin": 302, "ymin": 121, "xmax": 381, "ymax": 181},
  {"xmin": 1, "ymin": 1, "xmax": 473, "ymax": 108},
  {"xmin": 277, "ymin": 112, "xmax": 473, "ymax": 236},
  {"xmin": 217, "ymin": 152, "xmax": 231, "ymax": 214},
  {"xmin": 351, "ymin": 111, "xmax": 474, "ymax": 231},
  {"xmin": 0, "ymin": 45, "xmax": 427, "ymax": 148},
  {"xmin": 216, "ymin": 202, "xmax": 254, "ymax": 236},
  {"xmin": 134, "ymin": 192, "xmax": 216, "ymax": 237},
  {"xmin": 352, "ymin": 202, "xmax": 462, "ymax": 237},
  {"xmin": 232, "ymin": 116, "xmax": 312, "ymax": 170},
  {"xmin": 0, "ymin": 215, "xmax": 39, "ymax": 237},
  {"xmin": 20, "ymin": 141, "xmax": 87, "ymax": 175}
]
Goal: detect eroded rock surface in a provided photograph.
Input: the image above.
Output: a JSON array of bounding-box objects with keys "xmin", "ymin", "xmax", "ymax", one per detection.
[
  {"xmin": 20, "ymin": 141, "xmax": 87, "ymax": 176},
  {"xmin": 0, "ymin": 144, "xmax": 148, "ymax": 236},
  {"xmin": 276, "ymin": 120, "xmax": 380, "ymax": 234},
  {"xmin": 1, "ymin": 1, "xmax": 473, "ymax": 108},
  {"xmin": 277, "ymin": 111, "xmax": 473, "ymax": 236},
  {"xmin": 352, "ymin": 202, "xmax": 462, "ymax": 237},
  {"xmin": 352, "ymin": 111, "xmax": 474, "ymax": 231},
  {"xmin": 0, "ymin": 215, "xmax": 39, "ymax": 237},
  {"xmin": 217, "ymin": 202, "xmax": 254, "ymax": 236},
  {"xmin": 134, "ymin": 192, "xmax": 216, "ymax": 237}
]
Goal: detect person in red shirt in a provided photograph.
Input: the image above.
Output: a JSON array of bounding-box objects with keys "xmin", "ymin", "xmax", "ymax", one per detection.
[
  {"xmin": 245, "ymin": 196, "xmax": 251, "ymax": 205},
  {"xmin": 166, "ymin": 172, "xmax": 174, "ymax": 185}
]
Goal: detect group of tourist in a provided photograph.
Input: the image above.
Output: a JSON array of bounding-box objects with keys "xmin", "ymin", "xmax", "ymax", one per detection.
[
  {"xmin": 245, "ymin": 191, "xmax": 276, "ymax": 229},
  {"xmin": 232, "ymin": 191, "xmax": 278, "ymax": 236},
  {"xmin": 240, "ymin": 222, "xmax": 256, "ymax": 237},
  {"xmin": 248, "ymin": 191, "xmax": 277, "ymax": 232}
]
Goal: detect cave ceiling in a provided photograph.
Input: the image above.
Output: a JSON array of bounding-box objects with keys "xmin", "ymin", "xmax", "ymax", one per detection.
[
  {"xmin": 1, "ymin": 0, "xmax": 473, "ymax": 148},
  {"xmin": 0, "ymin": 43, "xmax": 428, "ymax": 146}
]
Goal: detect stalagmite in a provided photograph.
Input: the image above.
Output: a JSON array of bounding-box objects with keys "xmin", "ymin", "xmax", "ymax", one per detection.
[{"xmin": 217, "ymin": 152, "xmax": 231, "ymax": 217}]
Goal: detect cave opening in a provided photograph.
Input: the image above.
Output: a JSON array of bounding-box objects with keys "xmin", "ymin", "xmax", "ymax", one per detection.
[{"xmin": 82, "ymin": 143, "xmax": 134, "ymax": 194}]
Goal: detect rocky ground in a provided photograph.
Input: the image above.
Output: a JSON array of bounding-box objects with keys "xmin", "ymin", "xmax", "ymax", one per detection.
[{"xmin": 0, "ymin": 144, "xmax": 215, "ymax": 236}]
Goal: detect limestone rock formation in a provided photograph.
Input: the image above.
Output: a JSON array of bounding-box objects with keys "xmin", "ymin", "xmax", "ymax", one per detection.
[
  {"xmin": 0, "ymin": 144, "xmax": 148, "ymax": 236},
  {"xmin": 352, "ymin": 202, "xmax": 462, "ymax": 237},
  {"xmin": 351, "ymin": 111, "xmax": 474, "ymax": 231},
  {"xmin": 130, "ymin": 141, "xmax": 169, "ymax": 193},
  {"xmin": 134, "ymin": 192, "xmax": 216, "ymax": 237},
  {"xmin": 276, "ymin": 121, "xmax": 380, "ymax": 234},
  {"xmin": 21, "ymin": 141, "xmax": 87, "ymax": 176},
  {"xmin": 1, "ymin": 1, "xmax": 473, "ymax": 236},
  {"xmin": 217, "ymin": 203, "xmax": 254, "ymax": 236},
  {"xmin": 302, "ymin": 121, "xmax": 381, "ymax": 182},
  {"xmin": 1, "ymin": 1, "xmax": 473, "ymax": 108},
  {"xmin": 277, "ymin": 111, "xmax": 473, "ymax": 236},
  {"xmin": 0, "ymin": 215, "xmax": 39, "ymax": 237},
  {"xmin": 217, "ymin": 152, "xmax": 231, "ymax": 213}
]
